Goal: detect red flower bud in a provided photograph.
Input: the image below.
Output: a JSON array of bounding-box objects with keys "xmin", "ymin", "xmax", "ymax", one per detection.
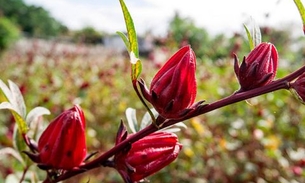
[
  {"xmin": 234, "ymin": 42, "xmax": 278, "ymax": 91},
  {"xmin": 139, "ymin": 45, "xmax": 197, "ymax": 119},
  {"xmin": 37, "ymin": 105, "xmax": 87, "ymax": 169},
  {"xmin": 290, "ymin": 73, "xmax": 305, "ymax": 104},
  {"xmin": 115, "ymin": 131, "xmax": 182, "ymax": 182}
]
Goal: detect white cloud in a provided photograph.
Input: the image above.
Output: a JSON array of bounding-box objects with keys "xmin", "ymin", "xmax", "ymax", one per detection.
[{"xmin": 24, "ymin": 0, "xmax": 304, "ymax": 37}]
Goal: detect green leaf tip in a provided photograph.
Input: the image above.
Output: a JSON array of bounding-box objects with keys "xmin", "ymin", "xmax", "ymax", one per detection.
[
  {"xmin": 293, "ymin": 0, "xmax": 305, "ymax": 35},
  {"xmin": 243, "ymin": 20, "xmax": 261, "ymax": 50},
  {"xmin": 119, "ymin": 0, "xmax": 139, "ymax": 57},
  {"xmin": 119, "ymin": 0, "xmax": 142, "ymax": 79}
]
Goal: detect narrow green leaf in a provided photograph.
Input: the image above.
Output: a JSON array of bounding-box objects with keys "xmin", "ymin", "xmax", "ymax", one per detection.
[
  {"xmin": 244, "ymin": 21, "xmax": 261, "ymax": 50},
  {"xmin": 243, "ymin": 24, "xmax": 254, "ymax": 50},
  {"xmin": 119, "ymin": 0, "xmax": 139, "ymax": 57},
  {"xmin": 116, "ymin": 31, "xmax": 130, "ymax": 52},
  {"xmin": 294, "ymin": 0, "xmax": 305, "ymax": 34},
  {"xmin": 119, "ymin": 0, "xmax": 142, "ymax": 79}
]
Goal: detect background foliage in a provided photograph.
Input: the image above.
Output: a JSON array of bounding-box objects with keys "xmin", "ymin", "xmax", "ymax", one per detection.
[{"xmin": 1, "ymin": 0, "xmax": 305, "ymax": 183}]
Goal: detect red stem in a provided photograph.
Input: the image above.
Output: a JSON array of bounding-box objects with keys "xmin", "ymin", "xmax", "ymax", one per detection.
[{"xmin": 49, "ymin": 65, "xmax": 305, "ymax": 182}]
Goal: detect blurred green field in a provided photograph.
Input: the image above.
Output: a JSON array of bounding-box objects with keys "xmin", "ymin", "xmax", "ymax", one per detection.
[{"xmin": 1, "ymin": 32, "xmax": 305, "ymax": 183}]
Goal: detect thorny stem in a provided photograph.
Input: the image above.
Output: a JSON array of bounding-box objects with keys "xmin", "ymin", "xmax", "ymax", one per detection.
[{"xmin": 44, "ymin": 65, "xmax": 305, "ymax": 183}]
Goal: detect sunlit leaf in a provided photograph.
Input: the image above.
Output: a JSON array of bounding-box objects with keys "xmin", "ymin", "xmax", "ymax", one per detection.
[
  {"xmin": 0, "ymin": 101, "xmax": 15, "ymax": 110},
  {"xmin": 26, "ymin": 106, "xmax": 50, "ymax": 125},
  {"xmin": 119, "ymin": 0, "xmax": 142, "ymax": 80},
  {"xmin": 140, "ymin": 108, "xmax": 158, "ymax": 130},
  {"xmin": 0, "ymin": 80, "xmax": 29, "ymax": 133},
  {"xmin": 161, "ymin": 122, "xmax": 187, "ymax": 133},
  {"xmin": 0, "ymin": 79, "xmax": 12, "ymax": 102},
  {"xmin": 119, "ymin": 0, "xmax": 139, "ymax": 57},
  {"xmin": 5, "ymin": 174, "xmax": 20, "ymax": 183},
  {"xmin": 132, "ymin": 59, "xmax": 142, "ymax": 81},
  {"xmin": 125, "ymin": 107, "xmax": 138, "ymax": 133},
  {"xmin": 12, "ymin": 110, "xmax": 28, "ymax": 134},
  {"xmin": 294, "ymin": 0, "xmax": 305, "ymax": 34},
  {"xmin": 0, "ymin": 102, "xmax": 28, "ymax": 133},
  {"xmin": 8, "ymin": 80, "xmax": 26, "ymax": 119},
  {"xmin": 0, "ymin": 147, "xmax": 25, "ymax": 166}
]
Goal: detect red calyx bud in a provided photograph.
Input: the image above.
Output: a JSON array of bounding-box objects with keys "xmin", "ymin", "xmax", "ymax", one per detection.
[
  {"xmin": 37, "ymin": 105, "xmax": 87, "ymax": 170},
  {"xmin": 139, "ymin": 45, "xmax": 197, "ymax": 119},
  {"xmin": 234, "ymin": 42, "xmax": 278, "ymax": 91},
  {"xmin": 115, "ymin": 131, "xmax": 182, "ymax": 182},
  {"xmin": 290, "ymin": 73, "xmax": 305, "ymax": 104}
]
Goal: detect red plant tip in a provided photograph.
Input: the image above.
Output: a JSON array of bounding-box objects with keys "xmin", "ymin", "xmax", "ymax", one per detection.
[
  {"xmin": 115, "ymin": 131, "xmax": 182, "ymax": 182},
  {"xmin": 290, "ymin": 73, "xmax": 305, "ymax": 104},
  {"xmin": 139, "ymin": 45, "xmax": 197, "ymax": 119},
  {"xmin": 37, "ymin": 105, "xmax": 87, "ymax": 170},
  {"xmin": 234, "ymin": 42, "xmax": 278, "ymax": 91}
]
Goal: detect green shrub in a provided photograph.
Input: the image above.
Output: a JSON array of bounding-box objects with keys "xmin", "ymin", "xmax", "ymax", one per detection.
[{"xmin": 0, "ymin": 16, "xmax": 20, "ymax": 51}]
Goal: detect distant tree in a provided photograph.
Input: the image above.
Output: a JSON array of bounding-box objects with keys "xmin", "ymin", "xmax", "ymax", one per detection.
[
  {"xmin": 0, "ymin": 0, "xmax": 67, "ymax": 37},
  {"xmin": 166, "ymin": 12, "xmax": 210, "ymax": 58},
  {"xmin": 73, "ymin": 27, "xmax": 103, "ymax": 44},
  {"xmin": 0, "ymin": 16, "xmax": 20, "ymax": 52},
  {"xmin": 166, "ymin": 12, "xmax": 244, "ymax": 61}
]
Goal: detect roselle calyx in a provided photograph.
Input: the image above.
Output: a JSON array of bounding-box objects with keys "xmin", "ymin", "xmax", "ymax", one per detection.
[
  {"xmin": 290, "ymin": 73, "xmax": 305, "ymax": 104},
  {"xmin": 115, "ymin": 131, "xmax": 182, "ymax": 182},
  {"xmin": 234, "ymin": 42, "xmax": 278, "ymax": 91},
  {"xmin": 139, "ymin": 45, "xmax": 197, "ymax": 119},
  {"xmin": 28, "ymin": 105, "xmax": 87, "ymax": 170}
]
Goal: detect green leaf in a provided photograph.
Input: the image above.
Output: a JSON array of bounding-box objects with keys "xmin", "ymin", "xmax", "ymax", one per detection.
[
  {"xmin": 0, "ymin": 147, "xmax": 25, "ymax": 166},
  {"xmin": 0, "ymin": 102, "xmax": 28, "ymax": 133},
  {"xmin": 140, "ymin": 108, "xmax": 158, "ymax": 130},
  {"xmin": 5, "ymin": 174, "xmax": 22, "ymax": 183},
  {"xmin": 8, "ymin": 80, "xmax": 26, "ymax": 119},
  {"xmin": 0, "ymin": 79, "xmax": 12, "ymax": 102},
  {"xmin": 116, "ymin": 31, "xmax": 130, "ymax": 52},
  {"xmin": 294, "ymin": 0, "xmax": 305, "ymax": 34},
  {"xmin": 132, "ymin": 58, "xmax": 142, "ymax": 81},
  {"xmin": 243, "ymin": 24, "xmax": 254, "ymax": 50},
  {"xmin": 26, "ymin": 106, "xmax": 50, "ymax": 125},
  {"xmin": 161, "ymin": 122, "xmax": 188, "ymax": 133},
  {"xmin": 119, "ymin": 0, "xmax": 142, "ymax": 80},
  {"xmin": 125, "ymin": 107, "xmax": 138, "ymax": 133},
  {"xmin": 243, "ymin": 20, "xmax": 261, "ymax": 50},
  {"xmin": 119, "ymin": 0, "xmax": 139, "ymax": 57},
  {"xmin": 12, "ymin": 110, "xmax": 29, "ymax": 134},
  {"xmin": 13, "ymin": 125, "xmax": 33, "ymax": 167},
  {"xmin": 0, "ymin": 80, "xmax": 28, "ymax": 133}
]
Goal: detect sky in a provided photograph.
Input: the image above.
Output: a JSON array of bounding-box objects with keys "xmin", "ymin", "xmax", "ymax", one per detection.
[{"xmin": 24, "ymin": 0, "xmax": 304, "ymax": 37}]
